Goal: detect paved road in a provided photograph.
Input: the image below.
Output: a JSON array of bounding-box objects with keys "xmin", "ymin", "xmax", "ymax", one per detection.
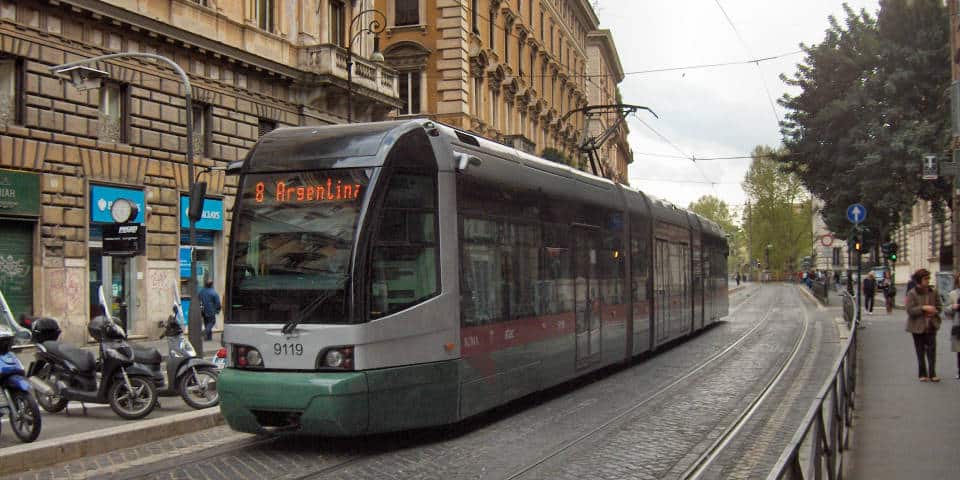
[{"xmin": 7, "ymin": 284, "xmax": 845, "ymax": 479}]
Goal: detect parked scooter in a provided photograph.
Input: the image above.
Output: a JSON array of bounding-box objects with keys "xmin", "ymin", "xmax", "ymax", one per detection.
[
  {"xmin": 137, "ymin": 308, "xmax": 219, "ymax": 409},
  {"xmin": 26, "ymin": 287, "xmax": 158, "ymax": 420},
  {"xmin": 0, "ymin": 327, "xmax": 41, "ymax": 442}
]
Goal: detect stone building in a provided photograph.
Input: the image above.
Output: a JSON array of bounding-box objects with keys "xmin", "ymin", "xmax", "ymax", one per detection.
[
  {"xmin": 584, "ymin": 29, "xmax": 630, "ymax": 183},
  {"xmin": 0, "ymin": 0, "xmax": 398, "ymax": 343},
  {"xmin": 374, "ymin": 0, "xmax": 623, "ymax": 174},
  {"xmin": 811, "ymin": 197, "xmax": 849, "ymax": 275},
  {"xmin": 891, "ymin": 201, "xmax": 952, "ymax": 285}
]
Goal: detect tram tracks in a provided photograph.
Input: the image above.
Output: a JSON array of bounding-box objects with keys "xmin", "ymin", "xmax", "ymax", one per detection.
[
  {"xmin": 501, "ymin": 285, "xmax": 788, "ymax": 480},
  {"xmin": 68, "ymin": 285, "xmax": 777, "ymax": 480}
]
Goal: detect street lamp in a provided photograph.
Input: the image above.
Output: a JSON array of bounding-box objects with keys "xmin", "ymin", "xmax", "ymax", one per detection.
[
  {"xmin": 345, "ymin": 9, "xmax": 386, "ymax": 123},
  {"xmin": 50, "ymin": 53, "xmax": 206, "ymax": 356}
]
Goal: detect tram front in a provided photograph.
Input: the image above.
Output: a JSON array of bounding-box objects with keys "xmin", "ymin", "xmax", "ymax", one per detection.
[{"xmin": 219, "ymin": 121, "xmax": 460, "ymax": 436}]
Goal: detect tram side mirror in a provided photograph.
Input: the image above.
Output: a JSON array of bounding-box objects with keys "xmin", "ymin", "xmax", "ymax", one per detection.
[
  {"xmin": 188, "ymin": 181, "xmax": 207, "ymax": 223},
  {"xmin": 456, "ymin": 154, "xmax": 482, "ymax": 172},
  {"xmin": 225, "ymin": 160, "xmax": 244, "ymax": 175}
]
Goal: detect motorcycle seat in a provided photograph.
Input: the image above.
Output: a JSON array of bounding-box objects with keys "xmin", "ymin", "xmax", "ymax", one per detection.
[
  {"xmin": 133, "ymin": 345, "xmax": 162, "ymax": 365},
  {"xmin": 42, "ymin": 341, "xmax": 95, "ymax": 373}
]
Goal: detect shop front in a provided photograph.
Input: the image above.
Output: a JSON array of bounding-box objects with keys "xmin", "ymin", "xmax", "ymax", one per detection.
[
  {"xmin": 179, "ymin": 195, "xmax": 223, "ymax": 319},
  {"xmin": 0, "ymin": 169, "xmax": 39, "ymax": 338},
  {"xmin": 88, "ymin": 184, "xmax": 146, "ymax": 333}
]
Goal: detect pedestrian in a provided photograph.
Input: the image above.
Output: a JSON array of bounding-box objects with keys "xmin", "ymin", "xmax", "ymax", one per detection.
[
  {"xmin": 735, "ymin": 272, "xmax": 741, "ymax": 286},
  {"xmin": 834, "ymin": 270, "xmax": 840, "ymax": 286},
  {"xmin": 863, "ymin": 272, "xmax": 876, "ymax": 314},
  {"xmin": 905, "ymin": 268, "xmax": 941, "ymax": 382},
  {"xmin": 880, "ymin": 270, "xmax": 896, "ymax": 313},
  {"xmin": 198, "ymin": 279, "xmax": 221, "ymax": 341},
  {"xmin": 946, "ymin": 272, "xmax": 960, "ymax": 380}
]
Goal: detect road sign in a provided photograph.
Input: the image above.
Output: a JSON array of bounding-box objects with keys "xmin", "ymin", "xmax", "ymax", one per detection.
[
  {"xmin": 922, "ymin": 154, "xmax": 938, "ymax": 180},
  {"xmin": 846, "ymin": 203, "xmax": 866, "ymax": 224},
  {"xmin": 819, "ymin": 234, "xmax": 833, "ymax": 247}
]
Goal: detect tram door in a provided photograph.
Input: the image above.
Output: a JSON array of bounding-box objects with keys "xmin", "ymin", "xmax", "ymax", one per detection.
[
  {"xmin": 574, "ymin": 227, "xmax": 602, "ymax": 365},
  {"xmin": 654, "ymin": 239, "xmax": 669, "ymax": 344}
]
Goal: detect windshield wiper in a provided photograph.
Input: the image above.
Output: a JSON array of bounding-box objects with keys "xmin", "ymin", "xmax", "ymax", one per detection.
[{"xmin": 281, "ymin": 275, "xmax": 348, "ymax": 334}]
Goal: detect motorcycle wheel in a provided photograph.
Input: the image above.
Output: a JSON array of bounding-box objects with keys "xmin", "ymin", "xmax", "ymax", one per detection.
[
  {"xmin": 108, "ymin": 376, "xmax": 157, "ymax": 420},
  {"xmin": 33, "ymin": 369, "xmax": 68, "ymax": 413},
  {"xmin": 179, "ymin": 367, "xmax": 219, "ymax": 409},
  {"xmin": 9, "ymin": 390, "xmax": 42, "ymax": 442}
]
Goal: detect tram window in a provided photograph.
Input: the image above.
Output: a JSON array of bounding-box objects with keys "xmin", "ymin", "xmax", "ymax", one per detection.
[{"xmin": 369, "ymin": 172, "xmax": 439, "ymax": 318}]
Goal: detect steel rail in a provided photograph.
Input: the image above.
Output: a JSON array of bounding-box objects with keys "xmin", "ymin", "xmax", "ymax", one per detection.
[
  {"xmin": 683, "ymin": 288, "xmax": 812, "ymax": 478},
  {"xmin": 502, "ymin": 286, "xmax": 779, "ymax": 480},
  {"xmin": 765, "ymin": 293, "xmax": 858, "ymax": 480}
]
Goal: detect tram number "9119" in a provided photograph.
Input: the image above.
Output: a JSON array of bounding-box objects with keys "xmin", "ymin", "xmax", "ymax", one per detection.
[{"xmin": 274, "ymin": 343, "xmax": 304, "ymax": 356}]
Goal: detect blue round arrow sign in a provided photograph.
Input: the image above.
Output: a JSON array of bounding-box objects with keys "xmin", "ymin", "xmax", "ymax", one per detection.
[{"xmin": 846, "ymin": 203, "xmax": 867, "ymax": 224}]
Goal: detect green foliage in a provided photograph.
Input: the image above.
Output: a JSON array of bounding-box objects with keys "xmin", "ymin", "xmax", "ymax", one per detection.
[
  {"xmin": 540, "ymin": 147, "xmax": 570, "ymax": 165},
  {"xmin": 742, "ymin": 146, "xmax": 813, "ymax": 274},
  {"xmin": 688, "ymin": 195, "xmax": 743, "ymax": 272},
  {"xmin": 778, "ymin": 1, "xmax": 951, "ymax": 248}
]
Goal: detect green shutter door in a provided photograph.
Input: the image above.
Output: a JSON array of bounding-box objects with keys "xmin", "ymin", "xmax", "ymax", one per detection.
[{"xmin": 0, "ymin": 220, "xmax": 34, "ymax": 318}]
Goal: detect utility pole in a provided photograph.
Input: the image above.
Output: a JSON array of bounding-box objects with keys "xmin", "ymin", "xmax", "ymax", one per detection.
[{"xmin": 950, "ymin": 1, "xmax": 960, "ymax": 275}]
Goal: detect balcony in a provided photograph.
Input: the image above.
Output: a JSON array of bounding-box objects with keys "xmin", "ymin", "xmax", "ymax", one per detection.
[{"xmin": 299, "ymin": 44, "xmax": 401, "ymax": 118}]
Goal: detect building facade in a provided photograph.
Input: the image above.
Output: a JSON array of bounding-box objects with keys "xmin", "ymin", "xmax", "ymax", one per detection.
[
  {"xmin": 375, "ymin": 0, "xmax": 623, "ymax": 174},
  {"xmin": 891, "ymin": 201, "xmax": 952, "ymax": 284},
  {"xmin": 0, "ymin": 0, "xmax": 398, "ymax": 343},
  {"xmin": 585, "ymin": 29, "xmax": 630, "ymax": 183},
  {"xmin": 811, "ymin": 197, "xmax": 849, "ymax": 275}
]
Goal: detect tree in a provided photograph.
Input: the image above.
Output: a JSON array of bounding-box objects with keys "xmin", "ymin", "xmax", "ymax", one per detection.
[
  {"xmin": 540, "ymin": 147, "xmax": 571, "ymax": 165},
  {"xmin": 688, "ymin": 195, "xmax": 743, "ymax": 272},
  {"xmin": 742, "ymin": 146, "xmax": 813, "ymax": 276},
  {"xmin": 778, "ymin": 1, "xmax": 951, "ymax": 252}
]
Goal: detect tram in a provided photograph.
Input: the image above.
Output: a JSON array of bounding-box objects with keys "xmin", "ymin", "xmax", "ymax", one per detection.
[{"xmin": 218, "ymin": 119, "xmax": 728, "ymax": 436}]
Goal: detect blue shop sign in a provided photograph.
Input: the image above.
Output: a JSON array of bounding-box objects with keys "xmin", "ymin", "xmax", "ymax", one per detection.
[
  {"xmin": 179, "ymin": 247, "xmax": 192, "ymax": 278},
  {"xmin": 90, "ymin": 185, "xmax": 145, "ymax": 224},
  {"xmin": 180, "ymin": 195, "xmax": 223, "ymax": 231}
]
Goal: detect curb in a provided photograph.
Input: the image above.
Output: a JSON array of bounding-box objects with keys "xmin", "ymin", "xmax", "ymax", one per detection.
[{"xmin": 0, "ymin": 407, "xmax": 223, "ymax": 476}]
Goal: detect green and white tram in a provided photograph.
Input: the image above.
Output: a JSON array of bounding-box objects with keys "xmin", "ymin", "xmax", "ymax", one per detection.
[{"xmin": 219, "ymin": 120, "xmax": 728, "ymax": 436}]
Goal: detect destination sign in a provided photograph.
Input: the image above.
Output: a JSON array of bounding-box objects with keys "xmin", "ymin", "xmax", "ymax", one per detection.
[{"xmin": 254, "ymin": 178, "xmax": 363, "ymax": 204}]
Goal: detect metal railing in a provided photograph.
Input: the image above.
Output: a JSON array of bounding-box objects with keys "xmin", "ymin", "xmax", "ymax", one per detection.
[
  {"xmin": 766, "ymin": 303, "xmax": 858, "ymax": 480},
  {"xmin": 811, "ymin": 279, "xmax": 829, "ymax": 305}
]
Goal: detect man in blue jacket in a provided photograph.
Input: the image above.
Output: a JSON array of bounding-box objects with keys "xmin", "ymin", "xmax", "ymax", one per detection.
[{"xmin": 198, "ymin": 279, "xmax": 221, "ymax": 341}]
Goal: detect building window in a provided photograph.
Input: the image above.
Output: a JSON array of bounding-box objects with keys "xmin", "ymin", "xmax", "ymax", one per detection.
[
  {"xmin": 472, "ymin": 0, "xmax": 479, "ymax": 34},
  {"xmin": 398, "ymin": 71, "xmax": 421, "ymax": 115},
  {"xmin": 0, "ymin": 57, "xmax": 24, "ymax": 127},
  {"xmin": 491, "ymin": 90, "xmax": 499, "ymax": 130},
  {"xmin": 330, "ymin": 0, "xmax": 345, "ymax": 47},
  {"xmin": 832, "ymin": 247, "xmax": 841, "ymax": 266},
  {"xmin": 473, "ymin": 76, "xmax": 483, "ymax": 118},
  {"xmin": 395, "ymin": 0, "xmax": 419, "ymax": 26},
  {"xmin": 99, "ymin": 83, "xmax": 128, "ymax": 143},
  {"xmin": 255, "ymin": 0, "xmax": 274, "ymax": 33},
  {"xmin": 258, "ymin": 118, "xmax": 277, "ymax": 138},
  {"xmin": 504, "ymin": 20, "xmax": 511, "ymax": 64},
  {"xmin": 505, "ymin": 102, "xmax": 512, "ymax": 134},
  {"xmin": 489, "ymin": 12, "xmax": 496, "ymax": 47},
  {"xmin": 539, "ymin": 11, "xmax": 544, "ymax": 39},
  {"xmin": 518, "ymin": 41, "xmax": 524, "ymax": 78},
  {"xmin": 192, "ymin": 103, "xmax": 211, "ymax": 158},
  {"xmin": 190, "ymin": 0, "xmax": 209, "ymax": 6}
]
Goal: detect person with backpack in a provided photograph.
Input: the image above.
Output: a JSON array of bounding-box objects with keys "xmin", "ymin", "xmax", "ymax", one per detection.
[{"xmin": 197, "ymin": 279, "xmax": 221, "ymax": 342}]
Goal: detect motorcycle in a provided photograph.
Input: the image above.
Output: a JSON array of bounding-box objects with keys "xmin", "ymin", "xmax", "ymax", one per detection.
[
  {"xmin": 136, "ymin": 308, "xmax": 219, "ymax": 409},
  {"xmin": 0, "ymin": 327, "xmax": 41, "ymax": 442},
  {"xmin": 26, "ymin": 311, "xmax": 159, "ymax": 420}
]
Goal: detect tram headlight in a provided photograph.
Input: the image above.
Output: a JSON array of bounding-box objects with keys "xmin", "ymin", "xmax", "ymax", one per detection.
[{"xmin": 318, "ymin": 346, "xmax": 354, "ymax": 370}]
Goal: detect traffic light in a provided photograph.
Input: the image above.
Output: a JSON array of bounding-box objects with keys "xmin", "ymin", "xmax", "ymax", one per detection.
[
  {"xmin": 854, "ymin": 238, "xmax": 862, "ymax": 252},
  {"xmin": 888, "ymin": 242, "xmax": 898, "ymax": 262},
  {"xmin": 882, "ymin": 242, "xmax": 892, "ymax": 257}
]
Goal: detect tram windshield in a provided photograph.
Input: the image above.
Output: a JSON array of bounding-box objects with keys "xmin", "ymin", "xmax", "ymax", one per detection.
[{"xmin": 228, "ymin": 169, "xmax": 372, "ymax": 325}]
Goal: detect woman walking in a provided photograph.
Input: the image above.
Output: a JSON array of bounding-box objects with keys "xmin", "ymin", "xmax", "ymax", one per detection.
[
  {"xmin": 905, "ymin": 269, "xmax": 942, "ymax": 382},
  {"xmin": 881, "ymin": 271, "xmax": 896, "ymax": 313},
  {"xmin": 948, "ymin": 272, "xmax": 960, "ymax": 380}
]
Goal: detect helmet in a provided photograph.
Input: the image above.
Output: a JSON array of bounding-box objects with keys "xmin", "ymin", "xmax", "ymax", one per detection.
[
  {"xmin": 30, "ymin": 317, "xmax": 62, "ymax": 343},
  {"xmin": 89, "ymin": 316, "xmax": 126, "ymax": 341}
]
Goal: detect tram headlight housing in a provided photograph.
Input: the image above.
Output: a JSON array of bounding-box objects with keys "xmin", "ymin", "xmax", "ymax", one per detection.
[
  {"xmin": 318, "ymin": 346, "xmax": 354, "ymax": 370},
  {"xmin": 234, "ymin": 345, "xmax": 264, "ymax": 368}
]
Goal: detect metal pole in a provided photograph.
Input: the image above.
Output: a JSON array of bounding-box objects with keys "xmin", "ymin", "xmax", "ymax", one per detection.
[
  {"xmin": 856, "ymin": 229, "xmax": 862, "ymax": 326},
  {"xmin": 49, "ymin": 52, "xmax": 202, "ymax": 355},
  {"xmin": 347, "ymin": 51, "xmax": 353, "ymax": 123}
]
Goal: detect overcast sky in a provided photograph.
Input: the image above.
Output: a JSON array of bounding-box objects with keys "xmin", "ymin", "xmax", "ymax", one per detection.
[{"xmin": 595, "ymin": 0, "xmax": 880, "ymax": 216}]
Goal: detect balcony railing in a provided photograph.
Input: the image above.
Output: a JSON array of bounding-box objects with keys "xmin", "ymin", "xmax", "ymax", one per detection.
[{"xmin": 299, "ymin": 44, "xmax": 398, "ymax": 99}]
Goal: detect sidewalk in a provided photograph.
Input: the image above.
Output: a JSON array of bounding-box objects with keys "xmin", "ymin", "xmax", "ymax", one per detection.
[{"xmin": 847, "ymin": 310, "xmax": 960, "ymax": 479}]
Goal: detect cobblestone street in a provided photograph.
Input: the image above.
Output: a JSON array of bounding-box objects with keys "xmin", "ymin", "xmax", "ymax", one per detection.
[{"xmin": 5, "ymin": 284, "xmax": 847, "ymax": 480}]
